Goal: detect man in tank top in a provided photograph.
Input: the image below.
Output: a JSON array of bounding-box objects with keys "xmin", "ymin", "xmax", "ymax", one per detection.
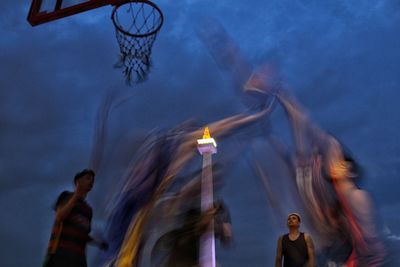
[{"xmin": 275, "ymin": 213, "xmax": 316, "ymax": 267}]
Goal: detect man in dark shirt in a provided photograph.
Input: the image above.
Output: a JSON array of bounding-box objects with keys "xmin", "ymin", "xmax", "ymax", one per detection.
[
  {"xmin": 44, "ymin": 169, "xmax": 107, "ymax": 267},
  {"xmin": 275, "ymin": 213, "xmax": 316, "ymax": 267}
]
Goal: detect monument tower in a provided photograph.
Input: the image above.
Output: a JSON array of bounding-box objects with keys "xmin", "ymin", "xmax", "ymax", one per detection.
[{"xmin": 197, "ymin": 127, "xmax": 217, "ymax": 267}]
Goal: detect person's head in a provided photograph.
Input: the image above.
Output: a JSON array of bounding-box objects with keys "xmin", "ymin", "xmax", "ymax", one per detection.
[
  {"xmin": 74, "ymin": 169, "xmax": 95, "ymax": 192},
  {"xmin": 317, "ymin": 135, "xmax": 363, "ymax": 183},
  {"xmin": 287, "ymin": 213, "xmax": 301, "ymax": 229},
  {"xmin": 326, "ymin": 145, "xmax": 363, "ymax": 182},
  {"xmin": 342, "ymin": 152, "xmax": 362, "ymax": 178}
]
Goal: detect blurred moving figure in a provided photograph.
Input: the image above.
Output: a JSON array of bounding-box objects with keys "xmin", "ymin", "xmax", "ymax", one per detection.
[
  {"xmin": 150, "ymin": 199, "xmax": 232, "ymax": 267},
  {"xmin": 245, "ymin": 65, "xmax": 386, "ymax": 267},
  {"xmin": 327, "ymin": 150, "xmax": 386, "ymax": 267},
  {"xmin": 136, "ymin": 170, "xmax": 232, "ymax": 267},
  {"xmin": 97, "ymin": 106, "xmax": 273, "ymax": 267},
  {"xmin": 275, "ymin": 213, "xmax": 316, "ymax": 267}
]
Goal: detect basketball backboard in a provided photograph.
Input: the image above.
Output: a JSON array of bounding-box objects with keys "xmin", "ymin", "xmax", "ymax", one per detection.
[
  {"xmin": 27, "ymin": 0, "xmax": 123, "ymax": 26},
  {"xmin": 27, "ymin": 0, "xmax": 164, "ymax": 85}
]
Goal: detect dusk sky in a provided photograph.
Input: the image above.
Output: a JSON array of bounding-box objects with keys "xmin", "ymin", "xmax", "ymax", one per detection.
[{"xmin": 1, "ymin": 0, "xmax": 400, "ymax": 266}]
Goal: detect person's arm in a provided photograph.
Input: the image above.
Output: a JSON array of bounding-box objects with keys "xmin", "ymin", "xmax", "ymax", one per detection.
[
  {"xmin": 55, "ymin": 185, "xmax": 86, "ymax": 222},
  {"xmin": 304, "ymin": 233, "xmax": 316, "ymax": 267},
  {"xmin": 274, "ymin": 89, "xmax": 321, "ymax": 158},
  {"xmin": 54, "ymin": 193, "xmax": 79, "ymax": 222},
  {"xmin": 158, "ymin": 107, "xmax": 274, "ymax": 196},
  {"xmin": 275, "ymin": 236, "xmax": 283, "ymax": 267},
  {"xmin": 220, "ymin": 222, "xmax": 233, "ymax": 245},
  {"xmin": 215, "ymin": 201, "xmax": 233, "ymax": 247},
  {"xmin": 196, "ymin": 206, "xmax": 219, "ymax": 234},
  {"xmin": 113, "ymin": 109, "xmax": 275, "ymax": 267},
  {"xmin": 244, "ymin": 67, "xmax": 331, "ymax": 156}
]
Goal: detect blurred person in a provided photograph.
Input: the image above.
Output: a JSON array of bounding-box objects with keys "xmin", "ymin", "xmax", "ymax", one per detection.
[
  {"xmin": 274, "ymin": 87, "xmax": 386, "ymax": 267},
  {"xmin": 155, "ymin": 199, "xmax": 232, "ymax": 267},
  {"xmin": 99, "ymin": 106, "xmax": 275, "ymax": 266},
  {"xmin": 275, "ymin": 213, "xmax": 316, "ymax": 267},
  {"xmin": 327, "ymin": 150, "xmax": 386, "ymax": 267},
  {"xmin": 43, "ymin": 169, "xmax": 107, "ymax": 267},
  {"xmin": 245, "ymin": 65, "xmax": 386, "ymax": 266},
  {"xmin": 134, "ymin": 167, "xmax": 230, "ymax": 267},
  {"xmin": 122, "ymin": 166, "xmax": 232, "ymax": 267},
  {"xmin": 319, "ymin": 202, "xmax": 352, "ymax": 267}
]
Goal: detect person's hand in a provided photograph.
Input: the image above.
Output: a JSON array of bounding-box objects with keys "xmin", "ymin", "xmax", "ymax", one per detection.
[{"xmin": 244, "ymin": 64, "xmax": 279, "ymax": 96}]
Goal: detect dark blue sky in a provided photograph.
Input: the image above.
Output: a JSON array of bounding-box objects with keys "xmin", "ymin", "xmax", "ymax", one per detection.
[{"xmin": 1, "ymin": 0, "xmax": 400, "ymax": 266}]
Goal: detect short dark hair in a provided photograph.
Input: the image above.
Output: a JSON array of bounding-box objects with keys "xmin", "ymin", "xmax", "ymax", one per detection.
[
  {"xmin": 74, "ymin": 169, "xmax": 95, "ymax": 185},
  {"xmin": 320, "ymin": 136, "xmax": 363, "ymax": 182},
  {"xmin": 342, "ymin": 152, "xmax": 362, "ymax": 179},
  {"xmin": 287, "ymin": 213, "xmax": 301, "ymax": 222}
]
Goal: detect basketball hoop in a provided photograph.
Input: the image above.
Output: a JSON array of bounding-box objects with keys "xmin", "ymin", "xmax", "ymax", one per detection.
[{"xmin": 112, "ymin": 0, "xmax": 164, "ymax": 85}]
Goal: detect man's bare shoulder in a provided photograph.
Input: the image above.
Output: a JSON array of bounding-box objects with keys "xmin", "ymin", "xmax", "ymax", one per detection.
[
  {"xmin": 303, "ymin": 233, "xmax": 313, "ymax": 241},
  {"xmin": 277, "ymin": 235, "xmax": 284, "ymax": 242}
]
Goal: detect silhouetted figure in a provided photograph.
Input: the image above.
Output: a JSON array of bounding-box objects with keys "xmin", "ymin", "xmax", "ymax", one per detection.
[
  {"xmin": 43, "ymin": 169, "xmax": 107, "ymax": 267},
  {"xmin": 150, "ymin": 200, "xmax": 232, "ymax": 267}
]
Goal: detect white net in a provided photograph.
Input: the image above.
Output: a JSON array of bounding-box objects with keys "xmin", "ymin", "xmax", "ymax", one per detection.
[{"xmin": 112, "ymin": 0, "xmax": 163, "ymax": 85}]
